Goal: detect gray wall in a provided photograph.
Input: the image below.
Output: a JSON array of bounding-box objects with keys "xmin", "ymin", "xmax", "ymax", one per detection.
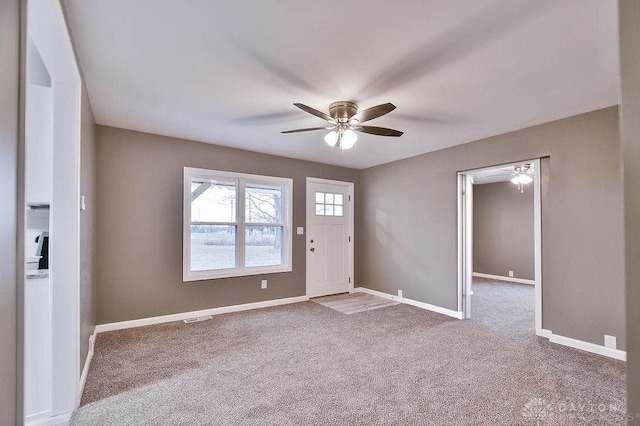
[
  {"xmin": 473, "ymin": 181, "xmax": 534, "ymax": 280},
  {"xmin": 62, "ymin": 0, "xmax": 97, "ymax": 377},
  {"xmin": 620, "ymin": 0, "xmax": 640, "ymax": 413},
  {"xmin": 0, "ymin": 0, "xmax": 21, "ymax": 423},
  {"xmin": 358, "ymin": 107, "xmax": 625, "ymax": 349},
  {"xmin": 95, "ymin": 126, "xmax": 360, "ymax": 324},
  {"xmin": 79, "ymin": 87, "xmax": 96, "ymax": 372}
]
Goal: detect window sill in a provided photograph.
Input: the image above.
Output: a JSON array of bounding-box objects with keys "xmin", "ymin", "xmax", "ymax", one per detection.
[{"xmin": 183, "ymin": 265, "xmax": 292, "ymax": 282}]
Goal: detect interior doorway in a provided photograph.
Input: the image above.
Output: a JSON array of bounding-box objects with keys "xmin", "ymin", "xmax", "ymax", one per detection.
[
  {"xmin": 24, "ymin": 0, "xmax": 82, "ymax": 422},
  {"xmin": 457, "ymin": 159, "xmax": 543, "ymax": 336},
  {"xmin": 306, "ymin": 178, "xmax": 354, "ymax": 298}
]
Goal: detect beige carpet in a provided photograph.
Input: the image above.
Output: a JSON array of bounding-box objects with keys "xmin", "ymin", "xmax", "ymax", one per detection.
[
  {"xmin": 73, "ymin": 281, "xmax": 626, "ymax": 425},
  {"xmin": 312, "ymin": 292, "xmax": 399, "ymax": 314}
]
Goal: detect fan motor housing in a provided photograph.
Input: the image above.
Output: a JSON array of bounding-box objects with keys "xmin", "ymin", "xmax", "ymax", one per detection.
[{"xmin": 329, "ymin": 101, "xmax": 358, "ymax": 122}]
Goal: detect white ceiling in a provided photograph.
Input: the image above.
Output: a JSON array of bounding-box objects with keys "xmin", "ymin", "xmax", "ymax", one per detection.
[{"xmin": 63, "ymin": 0, "xmax": 620, "ymax": 170}]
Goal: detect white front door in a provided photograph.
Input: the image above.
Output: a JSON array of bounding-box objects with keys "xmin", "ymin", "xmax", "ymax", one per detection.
[{"xmin": 306, "ymin": 178, "xmax": 353, "ymax": 298}]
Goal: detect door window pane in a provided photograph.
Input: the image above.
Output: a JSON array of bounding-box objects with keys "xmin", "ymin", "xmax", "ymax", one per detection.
[
  {"xmin": 246, "ymin": 184, "xmax": 283, "ymax": 223},
  {"xmin": 245, "ymin": 226, "xmax": 283, "ymax": 267},
  {"xmin": 190, "ymin": 225, "xmax": 236, "ymax": 270},
  {"xmin": 191, "ymin": 180, "xmax": 236, "ymax": 222},
  {"xmin": 314, "ymin": 191, "xmax": 344, "ymax": 216}
]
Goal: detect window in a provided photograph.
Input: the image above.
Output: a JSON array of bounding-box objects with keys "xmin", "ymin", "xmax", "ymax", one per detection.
[
  {"xmin": 184, "ymin": 167, "xmax": 292, "ymax": 281},
  {"xmin": 315, "ymin": 191, "xmax": 344, "ymax": 216}
]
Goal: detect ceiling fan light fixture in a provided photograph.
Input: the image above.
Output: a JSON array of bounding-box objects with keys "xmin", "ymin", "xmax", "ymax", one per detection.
[
  {"xmin": 324, "ymin": 130, "xmax": 339, "ymax": 147},
  {"xmin": 510, "ymin": 174, "xmax": 533, "ymax": 185},
  {"xmin": 340, "ymin": 129, "xmax": 357, "ymax": 149},
  {"xmin": 283, "ymin": 101, "xmax": 402, "ymax": 150}
]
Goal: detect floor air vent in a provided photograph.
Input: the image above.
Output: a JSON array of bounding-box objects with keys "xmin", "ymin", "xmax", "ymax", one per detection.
[{"xmin": 183, "ymin": 315, "xmax": 213, "ymax": 324}]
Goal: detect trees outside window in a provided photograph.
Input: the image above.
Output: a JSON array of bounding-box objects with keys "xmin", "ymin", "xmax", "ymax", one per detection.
[{"xmin": 184, "ymin": 168, "xmax": 292, "ymax": 281}]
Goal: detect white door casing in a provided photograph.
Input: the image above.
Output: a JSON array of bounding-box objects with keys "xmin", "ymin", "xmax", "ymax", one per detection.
[
  {"xmin": 306, "ymin": 178, "xmax": 354, "ymax": 298},
  {"xmin": 456, "ymin": 172, "xmax": 474, "ymax": 319},
  {"xmin": 26, "ymin": 0, "xmax": 82, "ymax": 419},
  {"xmin": 457, "ymin": 158, "xmax": 543, "ymax": 335},
  {"xmin": 464, "ymin": 174, "xmax": 474, "ymax": 319}
]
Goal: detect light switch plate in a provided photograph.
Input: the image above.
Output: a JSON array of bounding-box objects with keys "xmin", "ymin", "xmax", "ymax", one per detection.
[
  {"xmin": 80, "ymin": 196, "xmax": 87, "ymax": 211},
  {"xmin": 297, "ymin": 227, "xmax": 304, "ymax": 235}
]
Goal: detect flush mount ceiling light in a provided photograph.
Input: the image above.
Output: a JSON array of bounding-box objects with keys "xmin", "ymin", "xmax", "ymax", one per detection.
[
  {"xmin": 511, "ymin": 164, "xmax": 534, "ymax": 193},
  {"xmin": 282, "ymin": 101, "xmax": 404, "ymax": 150}
]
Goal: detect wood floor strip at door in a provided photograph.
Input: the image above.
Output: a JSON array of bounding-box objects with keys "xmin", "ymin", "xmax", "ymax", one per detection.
[{"xmin": 312, "ymin": 293, "xmax": 399, "ymax": 314}]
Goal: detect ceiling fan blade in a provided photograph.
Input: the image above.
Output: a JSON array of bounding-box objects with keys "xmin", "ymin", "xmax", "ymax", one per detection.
[
  {"xmin": 355, "ymin": 125, "xmax": 404, "ymax": 137},
  {"xmin": 293, "ymin": 103, "xmax": 333, "ymax": 122},
  {"xmin": 351, "ymin": 103, "xmax": 396, "ymax": 123},
  {"xmin": 281, "ymin": 127, "xmax": 328, "ymax": 134}
]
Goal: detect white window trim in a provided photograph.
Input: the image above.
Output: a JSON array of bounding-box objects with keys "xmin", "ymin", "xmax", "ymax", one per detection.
[{"xmin": 183, "ymin": 167, "xmax": 293, "ymax": 282}]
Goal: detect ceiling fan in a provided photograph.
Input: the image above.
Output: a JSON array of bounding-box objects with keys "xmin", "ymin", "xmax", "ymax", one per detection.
[
  {"xmin": 281, "ymin": 101, "xmax": 404, "ymax": 150},
  {"xmin": 510, "ymin": 164, "xmax": 534, "ymax": 193}
]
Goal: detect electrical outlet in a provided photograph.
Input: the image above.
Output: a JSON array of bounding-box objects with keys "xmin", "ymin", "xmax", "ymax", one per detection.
[
  {"xmin": 297, "ymin": 227, "xmax": 304, "ymax": 235},
  {"xmin": 508, "ymin": 270, "xmax": 514, "ymax": 277},
  {"xmin": 398, "ymin": 290, "xmax": 403, "ymax": 299},
  {"xmin": 261, "ymin": 280, "xmax": 267, "ymax": 289},
  {"xmin": 604, "ymin": 335, "xmax": 617, "ymax": 349}
]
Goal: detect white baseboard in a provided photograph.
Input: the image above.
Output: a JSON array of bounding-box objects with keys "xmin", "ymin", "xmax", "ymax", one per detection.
[
  {"xmin": 401, "ymin": 295, "xmax": 465, "ymax": 319},
  {"xmin": 26, "ymin": 412, "xmax": 71, "ymax": 426},
  {"xmin": 543, "ymin": 330, "xmax": 626, "ymax": 361},
  {"xmin": 353, "ymin": 287, "xmax": 464, "ymax": 319},
  {"xmin": 353, "ymin": 287, "xmax": 402, "ymax": 302},
  {"xmin": 538, "ymin": 328, "xmax": 553, "ymax": 339},
  {"xmin": 473, "ymin": 272, "xmax": 535, "ymax": 285},
  {"xmin": 78, "ymin": 330, "xmax": 96, "ymax": 403},
  {"xmin": 25, "ymin": 411, "xmax": 52, "ymax": 425},
  {"xmin": 95, "ymin": 295, "xmax": 309, "ymax": 333}
]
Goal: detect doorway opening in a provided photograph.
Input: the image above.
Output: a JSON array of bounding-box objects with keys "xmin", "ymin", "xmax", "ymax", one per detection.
[
  {"xmin": 457, "ymin": 159, "xmax": 543, "ymax": 336},
  {"xmin": 305, "ymin": 178, "xmax": 354, "ymax": 298},
  {"xmin": 24, "ymin": 0, "xmax": 82, "ymax": 423}
]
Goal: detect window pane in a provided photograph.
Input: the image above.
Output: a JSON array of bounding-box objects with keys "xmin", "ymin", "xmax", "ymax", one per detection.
[
  {"xmin": 246, "ymin": 184, "xmax": 283, "ymax": 223},
  {"xmin": 325, "ymin": 204, "xmax": 334, "ymax": 216},
  {"xmin": 334, "ymin": 194, "xmax": 343, "ymax": 205},
  {"xmin": 315, "ymin": 204, "xmax": 325, "ymax": 215},
  {"xmin": 191, "ymin": 180, "xmax": 236, "ymax": 222},
  {"xmin": 334, "ymin": 205, "xmax": 343, "ymax": 217},
  {"xmin": 190, "ymin": 225, "xmax": 236, "ymax": 271},
  {"xmin": 325, "ymin": 193, "xmax": 334, "ymax": 204},
  {"xmin": 315, "ymin": 192, "xmax": 325, "ymax": 204},
  {"xmin": 245, "ymin": 226, "xmax": 283, "ymax": 267}
]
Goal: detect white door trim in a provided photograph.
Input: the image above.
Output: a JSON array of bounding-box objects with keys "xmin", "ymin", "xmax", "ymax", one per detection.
[
  {"xmin": 457, "ymin": 174, "xmax": 464, "ymax": 313},
  {"xmin": 532, "ymin": 158, "xmax": 542, "ymax": 334},
  {"xmin": 305, "ymin": 177, "xmax": 354, "ymax": 297},
  {"xmin": 26, "ymin": 0, "xmax": 83, "ymax": 419},
  {"xmin": 457, "ymin": 158, "xmax": 543, "ymax": 336},
  {"xmin": 464, "ymin": 173, "xmax": 473, "ymax": 319}
]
